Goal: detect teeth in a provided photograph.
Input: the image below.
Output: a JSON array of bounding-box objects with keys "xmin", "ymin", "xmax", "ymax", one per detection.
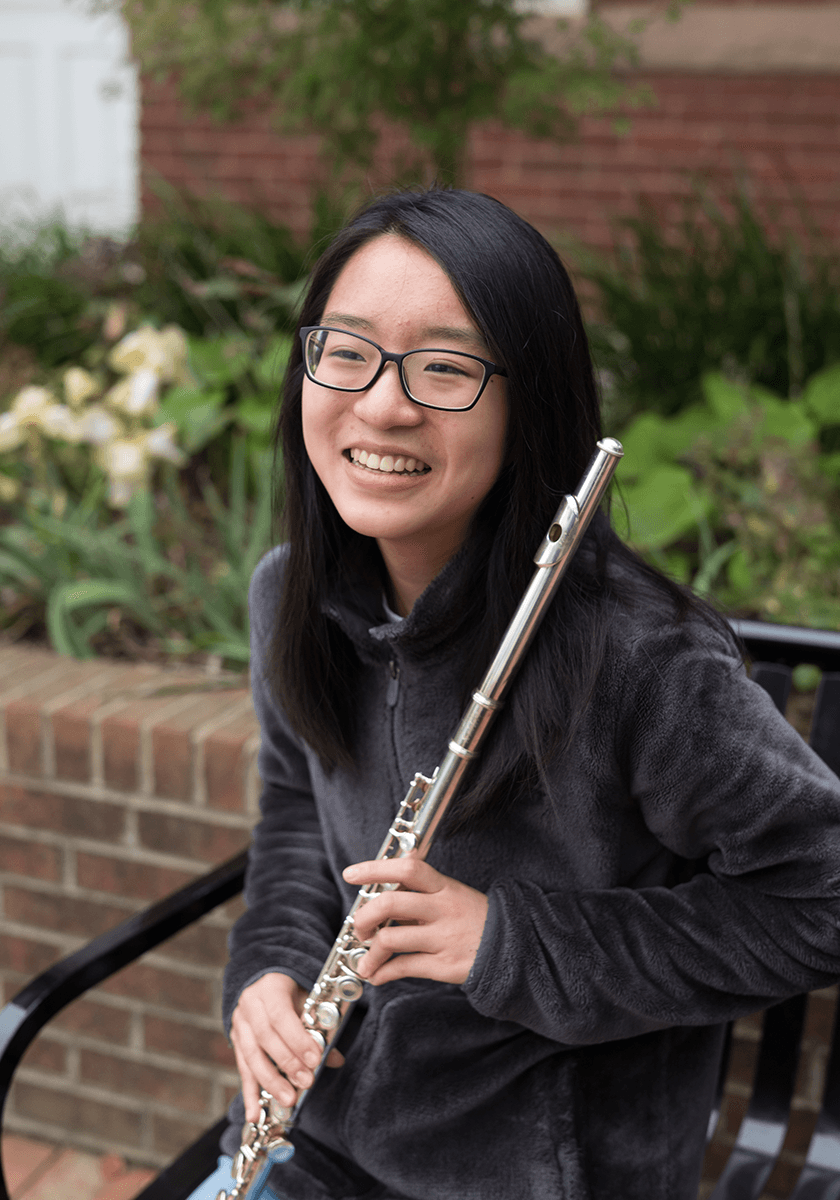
[{"xmin": 349, "ymin": 448, "xmax": 428, "ymax": 474}]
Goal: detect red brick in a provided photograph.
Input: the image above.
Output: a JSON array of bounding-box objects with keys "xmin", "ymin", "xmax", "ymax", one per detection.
[
  {"xmin": 154, "ymin": 918, "xmax": 230, "ymax": 969},
  {"xmin": 12, "ymin": 1082, "xmax": 145, "ymax": 1149},
  {"xmin": 0, "ymin": 933, "xmax": 62, "ymax": 977},
  {"xmin": 1, "ymin": 1135, "xmax": 58, "ymax": 1194},
  {"xmin": 76, "ymin": 852, "xmax": 196, "ymax": 902},
  {"xmin": 203, "ymin": 713, "xmax": 258, "ymax": 812},
  {"xmin": 52, "ymin": 697, "xmax": 100, "ymax": 783},
  {"xmin": 144, "ymin": 1014, "xmax": 235, "ymax": 1068},
  {"xmin": 100, "ymin": 712, "xmax": 141, "ymax": 793},
  {"xmin": 0, "ymin": 784, "xmax": 125, "ymax": 841},
  {"xmin": 22, "ymin": 1034, "xmax": 67, "ymax": 1073},
  {"xmin": 5, "ymin": 700, "xmax": 43, "ymax": 775},
  {"xmin": 151, "ymin": 1111, "xmax": 216, "ymax": 1158},
  {"xmin": 0, "ymin": 833, "xmax": 62, "ymax": 882},
  {"xmin": 151, "ymin": 690, "xmax": 249, "ymax": 802},
  {"xmin": 137, "ymin": 811, "xmax": 250, "ymax": 864},
  {"xmin": 80, "ymin": 1048, "xmax": 213, "ymax": 1114},
  {"xmin": 3, "ymin": 886, "xmax": 131, "ymax": 938},
  {"xmin": 53, "ymin": 996, "xmax": 132, "ymax": 1044},
  {"xmin": 99, "ymin": 961, "xmax": 213, "ymax": 1014}
]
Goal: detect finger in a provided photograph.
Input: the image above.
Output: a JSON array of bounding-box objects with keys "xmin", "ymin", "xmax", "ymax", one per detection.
[
  {"xmin": 259, "ymin": 992, "xmax": 323, "ymax": 1072},
  {"xmin": 363, "ymin": 951, "xmax": 453, "ymax": 987},
  {"xmin": 343, "ymin": 856, "xmax": 444, "ymax": 893},
  {"xmin": 232, "ymin": 1024, "xmax": 300, "ymax": 1110},
  {"xmin": 239, "ymin": 994, "xmax": 321, "ymax": 1077},
  {"xmin": 326, "ymin": 1048, "xmax": 345, "ymax": 1068},
  {"xmin": 232, "ymin": 1001, "xmax": 317, "ymax": 1095},
  {"xmin": 355, "ymin": 922, "xmax": 440, "ymax": 977},
  {"xmin": 235, "ymin": 1053, "xmax": 263, "ymax": 1124},
  {"xmin": 352, "ymin": 890, "xmax": 431, "ymax": 941}
]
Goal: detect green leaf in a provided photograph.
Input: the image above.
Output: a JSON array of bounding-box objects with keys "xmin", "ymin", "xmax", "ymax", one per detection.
[
  {"xmin": 701, "ymin": 373, "xmax": 750, "ymax": 423},
  {"xmin": 617, "ymin": 463, "xmax": 708, "ymax": 551},
  {"xmin": 187, "ymin": 334, "xmax": 255, "ymax": 386},
  {"xmin": 254, "ymin": 334, "xmax": 293, "ymax": 389},
  {"xmin": 801, "ymin": 364, "xmax": 840, "ymax": 428},
  {"xmin": 157, "ymin": 386, "xmax": 231, "ymax": 452},
  {"xmin": 752, "ymin": 395, "xmax": 816, "ymax": 446},
  {"xmin": 47, "ymin": 579, "xmax": 145, "ymax": 658}
]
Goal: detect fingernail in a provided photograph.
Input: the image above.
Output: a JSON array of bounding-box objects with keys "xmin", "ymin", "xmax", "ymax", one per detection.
[
  {"xmin": 342, "ymin": 867, "xmax": 358, "ymax": 880},
  {"xmin": 304, "ymin": 1049, "xmax": 320, "ymax": 1068}
]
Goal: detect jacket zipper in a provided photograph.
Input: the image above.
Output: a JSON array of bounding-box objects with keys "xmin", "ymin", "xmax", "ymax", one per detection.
[{"xmin": 386, "ymin": 658, "xmax": 401, "ymax": 707}]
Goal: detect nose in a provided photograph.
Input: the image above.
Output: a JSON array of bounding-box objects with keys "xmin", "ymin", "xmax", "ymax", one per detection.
[{"xmin": 351, "ymin": 362, "xmax": 423, "ymax": 428}]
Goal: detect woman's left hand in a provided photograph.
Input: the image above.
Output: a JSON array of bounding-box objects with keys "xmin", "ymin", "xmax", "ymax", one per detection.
[{"xmin": 342, "ymin": 857, "xmax": 489, "ymax": 986}]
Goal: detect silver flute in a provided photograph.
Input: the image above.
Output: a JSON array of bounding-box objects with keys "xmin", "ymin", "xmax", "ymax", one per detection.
[{"xmin": 220, "ymin": 437, "xmax": 624, "ymax": 1200}]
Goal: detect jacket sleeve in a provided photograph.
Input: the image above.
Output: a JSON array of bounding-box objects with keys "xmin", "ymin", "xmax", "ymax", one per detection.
[
  {"xmin": 221, "ymin": 549, "xmax": 343, "ymax": 1032},
  {"xmin": 463, "ymin": 619, "xmax": 840, "ymax": 1044}
]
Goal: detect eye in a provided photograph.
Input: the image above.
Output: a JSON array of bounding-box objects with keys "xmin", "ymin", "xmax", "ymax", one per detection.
[{"xmin": 424, "ymin": 359, "xmax": 469, "ymax": 377}]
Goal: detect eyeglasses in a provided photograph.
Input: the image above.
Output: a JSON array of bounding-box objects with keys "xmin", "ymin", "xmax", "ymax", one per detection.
[{"xmin": 300, "ymin": 326, "xmax": 507, "ymax": 412}]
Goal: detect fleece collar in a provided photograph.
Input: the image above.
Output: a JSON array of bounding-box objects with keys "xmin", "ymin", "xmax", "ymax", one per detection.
[{"xmin": 322, "ymin": 544, "xmax": 470, "ymax": 665}]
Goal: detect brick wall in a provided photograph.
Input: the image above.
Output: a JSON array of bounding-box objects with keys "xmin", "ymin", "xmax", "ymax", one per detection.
[
  {"xmin": 0, "ymin": 642, "xmax": 259, "ymax": 1168},
  {"xmin": 0, "ymin": 641, "xmax": 836, "ymax": 1191},
  {"xmin": 140, "ymin": 2, "xmax": 840, "ymax": 255}
]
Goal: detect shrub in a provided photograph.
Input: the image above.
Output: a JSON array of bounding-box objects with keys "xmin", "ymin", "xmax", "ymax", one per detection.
[
  {"xmin": 616, "ymin": 365, "xmax": 840, "ymax": 627},
  {"xmin": 586, "ymin": 193, "xmax": 840, "ymax": 422}
]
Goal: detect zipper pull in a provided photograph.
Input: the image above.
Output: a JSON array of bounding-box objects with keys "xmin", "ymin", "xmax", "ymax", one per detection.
[{"xmin": 386, "ymin": 659, "xmax": 401, "ymax": 707}]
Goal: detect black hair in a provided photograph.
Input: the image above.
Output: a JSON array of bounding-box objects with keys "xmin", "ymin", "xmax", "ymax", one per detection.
[{"xmin": 271, "ymin": 187, "xmax": 718, "ymax": 827}]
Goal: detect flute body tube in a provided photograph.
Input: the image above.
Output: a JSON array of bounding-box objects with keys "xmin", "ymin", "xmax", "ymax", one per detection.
[{"xmin": 220, "ymin": 437, "xmax": 624, "ymax": 1200}]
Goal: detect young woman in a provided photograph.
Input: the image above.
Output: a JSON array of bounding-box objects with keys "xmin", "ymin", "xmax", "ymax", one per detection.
[{"xmin": 201, "ymin": 188, "xmax": 840, "ymax": 1200}]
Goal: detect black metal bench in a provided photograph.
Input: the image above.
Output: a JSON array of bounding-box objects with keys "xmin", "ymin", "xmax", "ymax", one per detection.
[{"xmin": 1, "ymin": 618, "xmax": 839, "ymax": 1200}]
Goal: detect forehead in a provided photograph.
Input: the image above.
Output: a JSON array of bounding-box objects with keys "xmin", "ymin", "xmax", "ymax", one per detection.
[{"xmin": 322, "ymin": 235, "xmax": 481, "ymax": 344}]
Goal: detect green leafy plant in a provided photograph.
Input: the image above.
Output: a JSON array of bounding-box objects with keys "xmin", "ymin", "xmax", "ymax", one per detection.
[
  {"xmin": 616, "ymin": 366, "xmax": 840, "ymax": 626},
  {"xmin": 0, "ymin": 437, "xmax": 274, "ymax": 663},
  {"xmin": 586, "ymin": 193, "xmax": 840, "ymax": 423}
]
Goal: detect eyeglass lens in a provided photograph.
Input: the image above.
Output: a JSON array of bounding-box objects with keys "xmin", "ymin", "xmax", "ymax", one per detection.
[{"xmin": 304, "ymin": 329, "xmax": 486, "ymax": 410}]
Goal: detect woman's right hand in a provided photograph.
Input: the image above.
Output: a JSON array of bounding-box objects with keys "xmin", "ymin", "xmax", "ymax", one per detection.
[{"xmin": 229, "ymin": 972, "xmax": 344, "ymax": 1122}]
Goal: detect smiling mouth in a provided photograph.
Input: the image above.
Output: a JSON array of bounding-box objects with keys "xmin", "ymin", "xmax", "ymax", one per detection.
[{"xmin": 347, "ymin": 448, "xmax": 431, "ymax": 475}]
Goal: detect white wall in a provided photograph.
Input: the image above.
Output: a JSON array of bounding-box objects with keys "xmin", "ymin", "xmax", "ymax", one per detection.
[{"xmin": 0, "ymin": 0, "xmax": 138, "ymax": 235}]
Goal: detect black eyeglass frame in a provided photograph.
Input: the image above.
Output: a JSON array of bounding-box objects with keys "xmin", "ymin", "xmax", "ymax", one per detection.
[{"xmin": 299, "ymin": 326, "xmax": 507, "ymax": 413}]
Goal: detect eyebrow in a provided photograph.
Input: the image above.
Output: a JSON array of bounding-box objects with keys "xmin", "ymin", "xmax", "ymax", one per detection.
[{"xmin": 320, "ymin": 313, "xmax": 488, "ymax": 352}]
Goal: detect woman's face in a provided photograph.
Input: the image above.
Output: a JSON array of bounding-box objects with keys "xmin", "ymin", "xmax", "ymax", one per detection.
[{"xmin": 301, "ymin": 234, "xmax": 508, "ymax": 591}]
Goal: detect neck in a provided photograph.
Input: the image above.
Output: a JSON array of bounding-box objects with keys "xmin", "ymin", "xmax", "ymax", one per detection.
[{"xmin": 378, "ymin": 541, "xmax": 450, "ymax": 617}]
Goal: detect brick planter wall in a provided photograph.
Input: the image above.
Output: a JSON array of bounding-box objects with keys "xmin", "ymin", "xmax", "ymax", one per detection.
[
  {"xmin": 0, "ymin": 643, "xmax": 259, "ymax": 1167},
  {"xmin": 0, "ymin": 641, "xmax": 836, "ymax": 1192}
]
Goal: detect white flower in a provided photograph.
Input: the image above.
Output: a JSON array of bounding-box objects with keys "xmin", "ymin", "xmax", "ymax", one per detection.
[
  {"xmin": 145, "ymin": 422, "xmax": 186, "ymax": 465},
  {"xmin": 158, "ymin": 325, "xmax": 190, "ymax": 384},
  {"xmin": 77, "ymin": 405, "xmax": 123, "ymax": 446},
  {"xmin": 105, "ymin": 368, "xmax": 159, "ymax": 417},
  {"xmin": 108, "ymin": 478, "xmax": 135, "ymax": 507},
  {"xmin": 0, "ymin": 474, "xmax": 19, "ymax": 502},
  {"xmin": 40, "ymin": 404, "xmax": 83, "ymax": 443},
  {"xmin": 63, "ymin": 367, "xmax": 99, "ymax": 409},
  {"xmin": 11, "ymin": 386, "xmax": 55, "ymax": 425},
  {"xmin": 109, "ymin": 324, "xmax": 189, "ymax": 383},
  {"xmin": 0, "ymin": 412, "xmax": 24, "ymax": 453},
  {"xmin": 98, "ymin": 436, "xmax": 148, "ymax": 484}
]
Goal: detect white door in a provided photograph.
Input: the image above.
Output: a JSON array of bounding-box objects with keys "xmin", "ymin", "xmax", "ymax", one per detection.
[{"xmin": 0, "ymin": 0, "xmax": 138, "ymax": 235}]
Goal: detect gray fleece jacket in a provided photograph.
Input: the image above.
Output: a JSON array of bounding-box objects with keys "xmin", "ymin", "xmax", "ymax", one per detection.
[{"xmin": 221, "ymin": 544, "xmax": 840, "ymax": 1200}]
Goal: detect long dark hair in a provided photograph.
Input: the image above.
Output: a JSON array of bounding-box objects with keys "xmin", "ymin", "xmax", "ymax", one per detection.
[{"xmin": 271, "ymin": 187, "xmax": 714, "ymax": 826}]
